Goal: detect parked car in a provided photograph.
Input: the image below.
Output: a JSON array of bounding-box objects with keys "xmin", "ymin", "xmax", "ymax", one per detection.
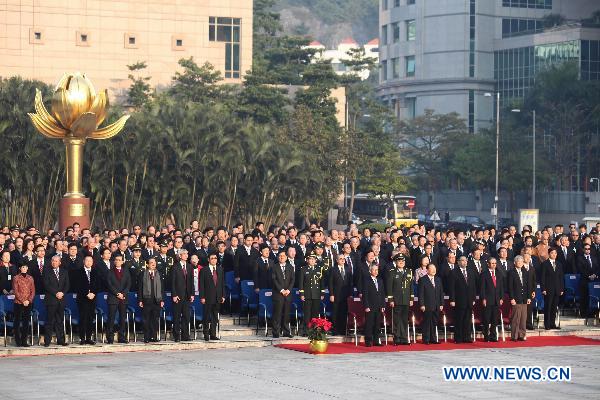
[
  {"xmin": 485, "ymin": 217, "xmax": 518, "ymax": 230},
  {"xmin": 351, "ymin": 213, "xmax": 364, "ymax": 225},
  {"xmin": 447, "ymin": 215, "xmax": 486, "ymax": 232}
]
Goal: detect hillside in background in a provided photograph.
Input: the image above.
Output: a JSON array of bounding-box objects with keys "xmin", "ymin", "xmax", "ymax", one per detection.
[{"xmin": 275, "ymin": 0, "xmax": 379, "ymax": 47}]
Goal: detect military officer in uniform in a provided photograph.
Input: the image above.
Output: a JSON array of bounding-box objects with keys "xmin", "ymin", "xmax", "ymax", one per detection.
[
  {"xmin": 155, "ymin": 240, "xmax": 174, "ymax": 291},
  {"xmin": 387, "ymin": 253, "xmax": 413, "ymax": 345},
  {"xmin": 299, "ymin": 253, "xmax": 324, "ymax": 335},
  {"xmin": 125, "ymin": 245, "xmax": 146, "ymax": 292}
]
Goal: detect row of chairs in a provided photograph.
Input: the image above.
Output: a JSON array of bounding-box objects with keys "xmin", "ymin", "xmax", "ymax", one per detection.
[{"xmin": 0, "ymin": 291, "xmax": 219, "ymax": 346}]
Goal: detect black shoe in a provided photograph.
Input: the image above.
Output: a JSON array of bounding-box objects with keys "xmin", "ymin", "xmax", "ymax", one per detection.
[
  {"xmin": 80, "ymin": 340, "xmax": 86, "ymax": 345},
  {"xmin": 490, "ymin": 338, "xmax": 498, "ymax": 342},
  {"xmin": 393, "ymin": 340, "xmax": 400, "ymax": 346},
  {"xmin": 401, "ymin": 341, "xmax": 410, "ymax": 345},
  {"xmin": 553, "ymin": 326, "xmax": 561, "ymax": 330},
  {"xmin": 518, "ymin": 337, "xmax": 526, "ymax": 341},
  {"xmin": 118, "ymin": 339, "xmax": 127, "ymax": 344},
  {"xmin": 272, "ymin": 334, "xmax": 280, "ymax": 338},
  {"xmin": 150, "ymin": 339, "xmax": 159, "ymax": 343},
  {"xmin": 455, "ymin": 340, "xmax": 462, "ymax": 344},
  {"xmin": 21, "ymin": 343, "xmax": 30, "ymax": 348},
  {"xmin": 375, "ymin": 342, "xmax": 384, "ymax": 347},
  {"xmin": 365, "ymin": 342, "xmax": 372, "ymax": 347},
  {"xmin": 526, "ymin": 325, "xmax": 534, "ymax": 330},
  {"xmin": 44, "ymin": 342, "xmax": 50, "ymax": 347},
  {"xmin": 107, "ymin": 339, "xmax": 114, "ymax": 344},
  {"xmin": 511, "ymin": 338, "xmax": 518, "ymax": 342},
  {"xmin": 422, "ymin": 341, "xmax": 430, "ymax": 345},
  {"xmin": 181, "ymin": 337, "xmax": 190, "ymax": 342},
  {"xmin": 86, "ymin": 340, "xmax": 96, "ymax": 345},
  {"xmin": 173, "ymin": 338, "xmax": 181, "ymax": 342},
  {"xmin": 143, "ymin": 339, "xmax": 150, "ymax": 343},
  {"xmin": 59, "ymin": 342, "xmax": 69, "ymax": 346},
  {"xmin": 204, "ymin": 335, "xmax": 210, "ymax": 342},
  {"xmin": 209, "ymin": 336, "xmax": 220, "ymax": 340},
  {"xmin": 285, "ymin": 333, "xmax": 293, "ymax": 338}
]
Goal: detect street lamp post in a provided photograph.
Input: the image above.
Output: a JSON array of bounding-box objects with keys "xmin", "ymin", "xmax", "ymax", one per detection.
[
  {"xmin": 485, "ymin": 92, "xmax": 500, "ymax": 229},
  {"xmin": 512, "ymin": 109, "xmax": 536, "ymax": 208}
]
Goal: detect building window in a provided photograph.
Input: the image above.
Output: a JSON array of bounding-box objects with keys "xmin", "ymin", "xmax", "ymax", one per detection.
[
  {"xmin": 405, "ymin": 56, "xmax": 415, "ymax": 77},
  {"xmin": 382, "ymin": 0, "xmax": 388, "ymax": 10},
  {"xmin": 171, "ymin": 35, "xmax": 186, "ymax": 50},
  {"xmin": 502, "ymin": 18, "xmax": 544, "ymax": 38},
  {"xmin": 381, "ymin": 60, "xmax": 388, "ymax": 82},
  {"xmin": 469, "ymin": 0, "xmax": 475, "ymax": 77},
  {"xmin": 394, "ymin": 0, "xmax": 400, "ymax": 6},
  {"xmin": 581, "ymin": 40, "xmax": 600, "ymax": 81},
  {"xmin": 468, "ymin": 90, "xmax": 474, "ymax": 133},
  {"xmin": 29, "ymin": 28, "xmax": 44, "ymax": 44},
  {"xmin": 405, "ymin": 97, "xmax": 416, "ymax": 119},
  {"xmin": 124, "ymin": 33, "xmax": 138, "ymax": 49},
  {"xmin": 502, "ymin": 0, "xmax": 552, "ymax": 9},
  {"xmin": 392, "ymin": 23, "xmax": 400, "ymax": 43},
  {"xmin": 407, "ymin": 0, "xmax": 415, "ymax": 4},
  {"xmin": 209, "ymin": 17, "xmax": 241, "ymax": 78},
  {"xmin": 76, "ymin": 30, "xmax": 90, "ymax": 46},
  {"xmin": 392, "ymin": 58, "xmax": 400, "ymax": 79},
  {"xmin": 406, "ymin": 20, "xmax": 415, "ymax": 41},
  {"xmin": 381, "ymin": 24, "xmax": 388, "ymax": 45}
]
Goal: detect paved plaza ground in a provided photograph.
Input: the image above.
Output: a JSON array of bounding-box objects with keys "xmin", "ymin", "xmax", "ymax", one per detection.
[{"xmin": 1, "ymin": 345, "xmax": 599, "ymax": 399}]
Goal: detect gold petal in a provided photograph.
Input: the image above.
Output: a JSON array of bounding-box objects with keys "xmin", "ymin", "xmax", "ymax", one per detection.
[
  {"xmin": 54, "ymin": 73, "xmax": 71, "ymax": 91},
  {"xmin": 28, "ymin": 113, "xmax": 67, "ymax": 138},
  {"xmin": 89, "ymin": 115, "xmax": 130, "ymax": 140},
  {"xmin": 89, "ymin": 89, "xmax": 108, "ymax": 127},
  {"xmin": 65, "ymin": 74, "xmax": 94, "ymax": 119},
  {"xmin": 70, "ymin": 112, "xmax": 98, "ymax": 138},
  {"xmin": 51, "ymin": 87, "xmax": 75, "ymax": 129},
  {"xmin": 34, "ymin": 88, "xmax": 59, "ymax": 126}
]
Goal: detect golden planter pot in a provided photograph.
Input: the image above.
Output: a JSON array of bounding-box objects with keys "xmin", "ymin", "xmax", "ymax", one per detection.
[{"xmin": 309, "ymin": 340, "xmax": 329, "ymax": 354}]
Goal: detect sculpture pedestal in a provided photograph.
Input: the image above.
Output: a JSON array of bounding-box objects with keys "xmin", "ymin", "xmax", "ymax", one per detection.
[{"xmin": 59, "ymin": 197, "xmax": 90, "ymax": 232}]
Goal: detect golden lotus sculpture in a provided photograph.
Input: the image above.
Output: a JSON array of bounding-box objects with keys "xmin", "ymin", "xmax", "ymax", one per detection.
[{"xmin": 28, "ymin": 72, "xmax": 129, "ymax": 198}]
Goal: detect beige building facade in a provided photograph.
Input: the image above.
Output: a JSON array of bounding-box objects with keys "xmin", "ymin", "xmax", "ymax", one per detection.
[{"xmin": 0, "ymin": 0, "xmax": 253, "ymax": 100}]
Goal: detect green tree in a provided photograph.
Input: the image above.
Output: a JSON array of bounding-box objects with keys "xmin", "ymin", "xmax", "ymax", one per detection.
[{"xmin": 127, "ymin": 61, "xmax": 152, "ymax": 108}]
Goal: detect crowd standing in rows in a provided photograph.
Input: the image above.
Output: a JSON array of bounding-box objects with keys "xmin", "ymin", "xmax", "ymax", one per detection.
[{"xmin": 1, "ymin": 220, "xmax": 598, "ymax": 348}]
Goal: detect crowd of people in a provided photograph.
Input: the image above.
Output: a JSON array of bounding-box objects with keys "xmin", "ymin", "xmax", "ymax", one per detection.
[{"xmin": 0, "ymin": 220, "xmax": 598, "ymax": 348}]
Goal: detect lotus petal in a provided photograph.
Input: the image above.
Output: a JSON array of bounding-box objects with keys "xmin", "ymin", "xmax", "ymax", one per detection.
[
  {"xmin": 89, "ymin": 115, "xmax": 130, "ymax": 140},
  {"xmin": 51, "ymin": 87, "xmax": 75, "ymax": 129},
  {"xmin": 33, "ymin": 89, "xmax": 60, "ymax": 127},
  {"xmin": 65, "ymin": 73, "xmax": 96, "ymax": 119},
  {"xmin": 70, "ymin": 112, "xmax": 98, "ymax": 138},
  {"xmin": 28, "ymin": 113, "xmax": 67, "ymax": 138},
  {"xmin": 89, "ymin": 89, "xmax": 108, "ymax": 127}
]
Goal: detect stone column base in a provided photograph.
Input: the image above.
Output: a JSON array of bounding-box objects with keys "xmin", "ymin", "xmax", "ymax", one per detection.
[{"xmin": 59, "ymin": 197, "xmax": 90, "ymax": 232}]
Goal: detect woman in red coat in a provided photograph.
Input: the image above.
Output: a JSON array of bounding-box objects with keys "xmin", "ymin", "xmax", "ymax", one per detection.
[{"xmin": 12, "ymin": 263, "xmax": 35, "ymax": 347}]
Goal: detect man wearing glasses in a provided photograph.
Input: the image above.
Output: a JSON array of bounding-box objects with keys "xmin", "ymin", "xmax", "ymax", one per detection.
[
  {"xmin": 199, "ymin": 253, "xmax": 225, "ymax": 341},
  {"xmin": 577, "ymin": 244, "xmax": 599, "ymax": 317}
]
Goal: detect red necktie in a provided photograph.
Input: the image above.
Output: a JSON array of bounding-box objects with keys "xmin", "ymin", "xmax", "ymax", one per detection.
[
  {"xmin": 212, "ymin": 267, "xmax": 218, "ymax": 285},
  {"xmin": 491, "ymin": 270, "xmax": 496, "ymax": 287},
  {"xmin": 39, "ymin": 260, "xmax": 43, "ymax": 274}
]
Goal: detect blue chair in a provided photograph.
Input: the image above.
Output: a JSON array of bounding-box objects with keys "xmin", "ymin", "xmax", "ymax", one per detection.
[
  {"xmin": 0, "ymin": 295, "xmax": 15, "ymax": 346},
  {"xmin": 239, "ymin": 280, "xmax": 258, "ymax": 325},
  {"xmin": 64, "ymin": 293, "xmax": 80, "ymax": 343},
  {"xmin": 94, "ymin": 292, "xmax": 110, "ymax": 342},
  {"xmin": 587, "ymin": 282, "xmax": 600, "ymax": 325},
  {"xmin": 32, "ymin": 295, "xmax": 47, "ymax": 345},
  {"xmin": 291, "ymin": 289, "xmax": 303, "ymax": 335},
  {"xmin": 563, "ymin": 274, "xmax": 581, "ymax": 314},
  {"xmin": 127, "ymin": 292, "xmax": 143, "ymax": 342},
  {"xmin": 190, "ymin": 296, "xmax": 204, "ymax": 340},
  {"xmin": 257, "ymin": 289, "xmax": 273, "ymax": 336},
  {"xmin": 161, "ymin": 292, "xmax": 174, "ymax": 341},
  {"xmin": 224, "ymin": 271, "xmax": 240, "ymax": 317},
  {"xmin": 534, "ymin": 284, "xmax": 545, "ymax": 329},
  {"xmin": 320, "ymin": 288, "xmax": 332, "ymax": 318}
]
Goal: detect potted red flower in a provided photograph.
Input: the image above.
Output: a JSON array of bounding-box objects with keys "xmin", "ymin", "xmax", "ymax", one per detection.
[{"xmin": 307, "ymin": 317, "xmax": 332, "ymax": 353}]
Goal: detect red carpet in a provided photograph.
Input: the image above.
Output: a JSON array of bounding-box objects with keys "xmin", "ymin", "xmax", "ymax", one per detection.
[{"xmin": 275, "ymin": 336, "xmax": 600, "ymax": 355}]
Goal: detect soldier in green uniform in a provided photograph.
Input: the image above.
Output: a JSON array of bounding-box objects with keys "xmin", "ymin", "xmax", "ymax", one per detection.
[
  {"xmin": 387, "ymin": 253, "xmax": 414, "ymax": 345},
  {"xmin": 155, "ymin": 240, "xmax": 175, "ymax": 291},
  {"xmin": 125, "ymin": 245, "xmax": 146, "ymax": 292},
  {"xmin": 313, "ymin": 242, "xmax": 332, "ymax": 285},
  {"xmin": 299, "ymin": 253, "xmax": 325, "ymax": 335}
]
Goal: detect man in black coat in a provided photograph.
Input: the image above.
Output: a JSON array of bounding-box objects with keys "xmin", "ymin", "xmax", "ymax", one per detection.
[
  {"xmin": 199, "ymin": 253, "xmax": 225, "ymax": 341},
  {"xmin": 43, "ymin": 255, "xmax": 69, "ymax": 346},
  {"xmin": 450, "ymin": 255, "xmax": 477, "ymax": 343},
  {"xmin": 76, "ymin": 255, "xmax": 100, "ymax": 345},
  {"xmin": 271, "ymin": 252, "xmax": 295, "ymax": 338},
  {"xmin": 234, "ymin": 234, "xmax": 260, "ymax": 282},
  {"xmin": 106, "ymin": 254, "xmax": 131, "ymax": 344},
  {"xmin": 576, "ymin": 244, "xmax": 599, "ymax": 317},
  {"xmin": 28, "ymin": 245, "xmax": 48, "ymax": 294},
  {"xmin": 386, "ymin": 254, "xmax": 413, "ymax": 345},
  {"xmin": 418, "ymin": 263, "xmax": 443, "ymax": 344},
  {"xmin": 253, "ymin": 245, "xmax": 273, "ymax": 292},
  {"xmin": 137, "ymin": 258, "xmax": 164, "ymax": 343},
  {"xmin": 329, "ymin": 254, "xmax": 352, "ymax": 336},
  {"xmin": 62, "ymin": 243, "xmax": 82, "ymax": 293},
  {"xmin": 480, "ymin": 258, "xmax": 504, "ymax": 342},
  {"xmin": 540, "ymin": 248, "xmax": 564, "ymax": 329},
  {"xmin": 439, "ymin": 252, "xmax": 457, "ymax": 296},
  {"xmin": 362, "ymin": 263, "xmax": 386, "ymax": 347},
  {"xmin": 171, "ymin": 249, "xmax": 194, "ymax": 341}
]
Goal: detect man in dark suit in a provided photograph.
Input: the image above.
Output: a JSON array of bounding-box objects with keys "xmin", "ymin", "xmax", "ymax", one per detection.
[
  {"xmin": 480, "ymin": 258, "xmax": 504, "ymax": 342},
  {"xmin": 254, "ymin": 245, "xmax": 273, "ymax": 292},
  {"xmin": 137, "ymin": 258, "xmax": 164, "ymax": 343},
  {"xmin": 362, "ymin": 263, "xmax": 386, "ymax": 347},
  {"xmin": 556, "ymin": 235, "xmax": 576, "ymax": 274},
  {"xmin": 522, "ymin": 252, "xmax": 537, "ymax": 330},
  {"xmin": 28, "ymin": 245, "xmax": 47, "ymax": 294},
  {"xmin": 215, "ymin": 241, "xmax": 234, "ymax": 273},
  {"xmin": 450, "ymin": 255, "xmax": 477, "ymax": 343},
  {"xmin": 125, "ymin": 246, "xmax": 145, "ymax": 292},
  {"xmin": 418, "ymin": 263, "xmax": 443, "ymax": 344},
  {"xmin": 43, "ymin": 255, "xmax": 69, "ymax": 346},
  {"xmin": 439, "ymin": 252, "xmax": 457, "ymax": 296},
  {"xmin": 76, "ymin": 255, "xmax": 100, "ymax": 345},
  {"xmin": 576, "ymin": 244, "xmax": 599, "ymax": 317},
  {"xmin": 106, "ymin": 254, "xmax": 131, "ymax": 344},
  {"xmin": 234, "ymin": 234, "xmax": 260, "ymax": 282},
  {"xmin": 329, "ymin": 254, "xmax": 352, "ymax": 336},
  {"xmin": 199, "ymin": 253, "xmax": 225, "ymax": 341},
  {"xmin": 387, "ymin": 254, "xmax": 413, "ymax": 345},
  {"xmin": 271, "ymin": 252, "xmax": 294, "ymax": 338},
  {"xmin": 540, "ymin": 247, "xmax": 564, "ymax": 329},
  {"xmin": 508, "ymin": 256, "xmax": 530, "ymax": 341},
  {"xmin": 171, "ymin": 249, "xmax": 194, "ymax": 342},
  {"xmin": 299, "ymin": 253, "xmax": 325, "ymax": 334},
  {"xmin": 62, "ymin": 243, "xmax": 82, "ymax": 293}
]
